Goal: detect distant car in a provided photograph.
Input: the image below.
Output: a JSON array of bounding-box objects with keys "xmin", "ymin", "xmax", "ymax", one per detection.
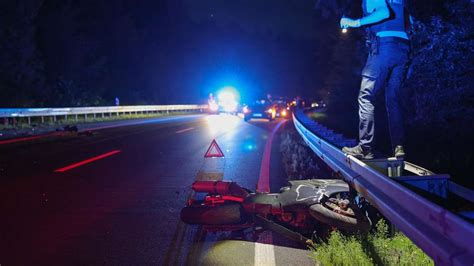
[
  {"xmin": 274, "ymin": 103, "xmax": 290, "ymax": 119},
  {"xmin": 243, "ymin": 100, "xmax": 276, "ymax": 122}
]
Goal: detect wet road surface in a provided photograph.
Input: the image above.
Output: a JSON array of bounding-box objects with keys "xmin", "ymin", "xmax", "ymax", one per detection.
[{"xmin": 0, "ymin": 114, "xmax": 313, "ymax": 265}]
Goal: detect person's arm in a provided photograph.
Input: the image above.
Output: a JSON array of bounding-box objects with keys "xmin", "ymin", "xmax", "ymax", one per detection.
[{"xmin": 340, "ymin": 0, "xmax": 390, "ymax": 28}]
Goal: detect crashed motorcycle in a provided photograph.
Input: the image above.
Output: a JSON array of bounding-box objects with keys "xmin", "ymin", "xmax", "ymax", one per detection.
[{"xmin": 180, "ymin": 179, "xmax": 371, "ymax": 242}]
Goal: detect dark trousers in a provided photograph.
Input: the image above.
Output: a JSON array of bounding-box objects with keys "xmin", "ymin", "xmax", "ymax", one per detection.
[{"xmin": 358, "ymin": 38, "xmax": 410, "ymax": 151}]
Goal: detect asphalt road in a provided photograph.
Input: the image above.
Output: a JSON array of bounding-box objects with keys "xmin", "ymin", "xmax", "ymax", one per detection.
[{"xmin": 0, "ymin": 114, "xmax": 313, "ymax": 265}]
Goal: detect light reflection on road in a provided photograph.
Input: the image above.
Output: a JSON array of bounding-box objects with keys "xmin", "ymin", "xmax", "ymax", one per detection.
[{"xmin": 205, "ymin": 114, "xmax": 240, "ymax": 137}]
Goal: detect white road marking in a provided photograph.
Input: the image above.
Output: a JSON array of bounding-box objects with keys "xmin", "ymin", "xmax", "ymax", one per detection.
[
  {"xmin": 254, "ymin": 242, "xmax": 276, "ymax": 266},
  {"xmin": 175, "ymin": 127, "xmax": 194, "ymax": 134}
]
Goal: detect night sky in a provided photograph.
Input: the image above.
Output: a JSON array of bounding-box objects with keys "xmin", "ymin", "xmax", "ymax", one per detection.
[
  {"xmin": 165, "ymin": 0, "xmax": 326, "ymax": 103},
  {"xmin": 0, "ymin": 0, "xmax": 361, "ymax": 106},
  {"xmin": 184, "ymin": 0, "xmax": 316, "ymax": 39}
]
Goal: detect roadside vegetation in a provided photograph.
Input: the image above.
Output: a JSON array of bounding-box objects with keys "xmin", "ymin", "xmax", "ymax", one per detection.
[
  {"xmin": 310, "ymin": 220, "xmax": 433, "ymax": 266},
  {"xmin": 306, "ymin": 112, "xmax": 327, "ymax": 122},
  {"xmin": 280, "ymin": 128, "xmax": 326, "ymax": 180}
]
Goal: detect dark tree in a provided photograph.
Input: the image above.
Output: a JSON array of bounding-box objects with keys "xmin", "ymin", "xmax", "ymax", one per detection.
[{"xmin": 0, "ymin": 0, "xmax": 47, "ymax": 107}]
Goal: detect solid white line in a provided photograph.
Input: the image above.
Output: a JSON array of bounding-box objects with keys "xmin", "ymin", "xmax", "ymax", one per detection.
[
  {"xmin": 175, "ymin": 127, "xmax": 194, "ymax": 134},
  {"xmin": 254, "ymin": 242, "xmax": 276, "ymax": 266}
]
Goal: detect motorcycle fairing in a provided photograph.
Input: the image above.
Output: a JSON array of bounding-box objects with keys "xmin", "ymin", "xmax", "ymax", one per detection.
[
  {"xmin": 243, "ymin": 179, "xmax": 349, "ymax": 214},
  {"xmin": 279, "ymin": 179, "xmax": 349, "ymax": 208}
]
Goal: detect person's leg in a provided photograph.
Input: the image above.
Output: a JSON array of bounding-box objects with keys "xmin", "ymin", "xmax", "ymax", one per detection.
[
  {"xmin": 385, "ymin": 63, "xmax": 407, "ymax": 155},
  {"xmin": 343, "ymin": 53, "xmax": 388, "ymax": 159},
  {"xmin": 358, "ymin": 76, "xmax": 377, "ymax": 149},
  {"xmin": 358, "ymin": 57, "xmax": 389, "ymax": 150}
]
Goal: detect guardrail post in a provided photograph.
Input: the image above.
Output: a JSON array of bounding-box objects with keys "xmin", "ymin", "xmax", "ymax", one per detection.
[
  {"xmin": 41, "ymin": 116, "xmax": 44, "ymax": 124},
  {"xmin": 27, "ymin": 117, "xmax": 31, "ymax": 125},
  {"xmin": 102, "ymin": 113, "xmax": 104, "ymax": 118},
  {"xmin": 75, "ymin": 114, "xmax": 78, "ymax": 121},
  {"xmin": 93, "ymin": 113, "xmax": 96, "ymax": 119}
]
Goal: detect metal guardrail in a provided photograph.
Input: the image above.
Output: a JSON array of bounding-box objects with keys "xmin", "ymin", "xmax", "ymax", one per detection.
[
  {"xmin": 0, "ymin": 105, "xmax": 207, "ymax": 124},
  {"xmin": 292, "ymin": 109, "xmax": 474, "ymax": 265}
]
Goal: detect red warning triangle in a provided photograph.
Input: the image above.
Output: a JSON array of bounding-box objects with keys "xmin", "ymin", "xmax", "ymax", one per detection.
[{"xmin": 204, "ymin": 139, "xmax": 224, "ymax": 158}]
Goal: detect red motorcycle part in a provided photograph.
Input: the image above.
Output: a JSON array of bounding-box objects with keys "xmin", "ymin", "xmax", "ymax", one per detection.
[
  {"xmin": 204, "ymin": 195, "xmax": 244, "ymax": 206},
  {"xmin": 192, "ymin": 181, "xmax": 249, "ymax": 198}
]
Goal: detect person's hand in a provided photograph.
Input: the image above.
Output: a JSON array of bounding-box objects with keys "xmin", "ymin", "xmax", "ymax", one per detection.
[{"xmin": 340, "ymin": 17, "xmax": 361, "ymax": 29}]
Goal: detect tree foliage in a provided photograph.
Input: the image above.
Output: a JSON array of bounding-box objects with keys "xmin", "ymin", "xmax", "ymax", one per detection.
[
  {"xmin": 405, "ymin": 1, "xmax": 474, "ymax": 129},
  {"xmin": 313, "ymin": 0, "xmax": 473, "ymax": 183}
]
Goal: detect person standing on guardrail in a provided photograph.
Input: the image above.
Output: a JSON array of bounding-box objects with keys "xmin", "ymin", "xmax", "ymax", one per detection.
[{"xmin": 340, "ymin": 0, "xmax": 411, "ymax": 160}]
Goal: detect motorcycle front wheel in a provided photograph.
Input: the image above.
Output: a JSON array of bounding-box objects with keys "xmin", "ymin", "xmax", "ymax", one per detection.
[
  {"xmin": 309, "ymin": 198, "xmax": 371, "ymax": 233},
  {"xmin": 180, "ymin": 203, "xmax": 243, "ymax": 225}
]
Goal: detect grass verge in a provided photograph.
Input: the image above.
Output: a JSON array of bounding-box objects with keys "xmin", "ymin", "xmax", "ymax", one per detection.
[
  {"xmin": 280, "ymin": 127, "xmax": 328, "ymax": 180},
  {"xmin": 309, "ymin": 220, "xmax": 433, "ymax": 266}
]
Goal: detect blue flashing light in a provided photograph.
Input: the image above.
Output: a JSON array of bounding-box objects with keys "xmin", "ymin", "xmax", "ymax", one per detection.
[{"xmin": 217, "ymin": 86, "xmax": 239, "ymax": 113}]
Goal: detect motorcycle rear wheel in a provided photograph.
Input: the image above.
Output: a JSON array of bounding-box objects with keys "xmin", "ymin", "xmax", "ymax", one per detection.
[
  {"xmin": 309, "ymin": 199, "xmax": 371, "ymax": 233},
  {"xmin": 180, "ymin": 203, "xmax": 243, "ymax": 225}
]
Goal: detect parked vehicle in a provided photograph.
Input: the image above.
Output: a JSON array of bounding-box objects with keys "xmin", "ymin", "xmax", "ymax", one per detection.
[
  {"xmin": 274, "ymin": 103, "xmax": 290, "ymax": 119},
  {"xmin": 243, "ymin": 100, "xmax": 276, "ymax": 122},
  {"xmin": 180, "ymin": 179, "xmax": 371, "ymax": 242}
]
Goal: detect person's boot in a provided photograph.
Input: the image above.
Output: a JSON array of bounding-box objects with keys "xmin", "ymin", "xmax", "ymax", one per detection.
[
  {"xmin": 342, "ymin": 145, "xmax": 374, "ymax": 160},
  {"xmin": 394, "ymin": 145, "xmax": 405, "ymax": 159}
]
